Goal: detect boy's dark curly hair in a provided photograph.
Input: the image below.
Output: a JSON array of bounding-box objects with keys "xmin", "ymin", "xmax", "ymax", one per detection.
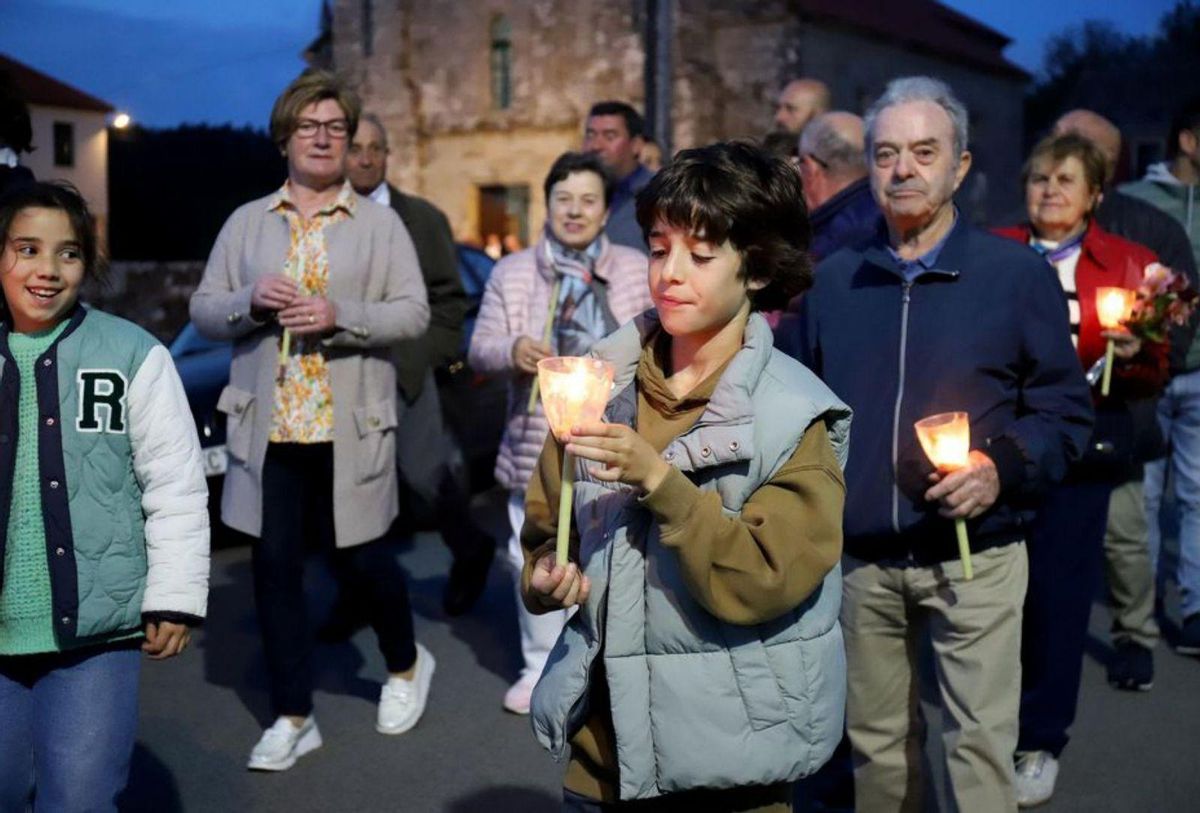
[{"xmin": 635, "ymin": 141, "xmax": 812, "ymax": 311}]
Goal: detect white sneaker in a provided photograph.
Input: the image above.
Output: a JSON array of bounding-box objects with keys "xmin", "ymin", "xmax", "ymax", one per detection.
[
  {"xmin": 247, "ymin": 716, "xmax": 322, "ymax": 771},
  {"xmin": 1015, "ymin": 750, "xmax": 1059, "ymax": 808},
  {"xmin": 502, "ymin": 670, "xmax": 539, "ymax": 715},
  {"xmin": 377, "ymin": 642, "xmax": 435, "ymax": 735}
]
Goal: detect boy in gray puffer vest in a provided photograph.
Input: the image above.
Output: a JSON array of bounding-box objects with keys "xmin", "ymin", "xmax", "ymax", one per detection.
[{"xmin": 520, "ymin": 142, "xmax": 852, "ymax": 810}]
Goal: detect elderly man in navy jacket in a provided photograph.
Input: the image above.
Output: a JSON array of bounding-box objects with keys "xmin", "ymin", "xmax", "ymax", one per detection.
[{"xmin": 783, "ymin": 76, "xmax": 1093, "ymax": 812}]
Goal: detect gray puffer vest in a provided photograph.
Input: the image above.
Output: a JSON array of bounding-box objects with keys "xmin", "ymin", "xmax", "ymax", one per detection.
[{"xmin": 530, "ymin": 312, "xmax": 852, "ymax": 800}]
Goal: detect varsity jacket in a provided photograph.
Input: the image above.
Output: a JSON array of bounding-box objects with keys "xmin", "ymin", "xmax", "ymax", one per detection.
[{"xmin": 0, "ymin": 307, "xmax": 209, "ymax": 649}]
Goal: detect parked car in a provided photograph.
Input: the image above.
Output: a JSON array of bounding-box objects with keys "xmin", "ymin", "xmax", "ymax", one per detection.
[{"xmin": 172, "ymin": 244, "xmax": 505, "ymax": 543}]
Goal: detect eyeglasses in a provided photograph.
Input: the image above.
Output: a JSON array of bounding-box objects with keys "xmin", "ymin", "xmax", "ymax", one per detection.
[{"xmin": 294, "ymin": 118, "xmax": 350, "ymax": 139}]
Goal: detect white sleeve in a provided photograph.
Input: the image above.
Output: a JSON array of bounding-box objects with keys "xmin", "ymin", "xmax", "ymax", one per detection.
[{"xmin": 128, "ymin": 344, "xmax": 211, "ymax": 619}]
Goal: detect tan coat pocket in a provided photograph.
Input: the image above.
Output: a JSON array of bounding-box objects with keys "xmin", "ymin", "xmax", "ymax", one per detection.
[
  {"xmin": 352, "ymin": 400, "xmax": 398, "ymax": 483},
  {"xmin": 216, "ymin": 385, "xmax": 256, "ymax": 462}
]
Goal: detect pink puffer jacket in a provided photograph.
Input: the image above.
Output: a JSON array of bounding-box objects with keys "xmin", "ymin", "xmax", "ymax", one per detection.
[{"xmin": 468, "ymin": 234, "xmax": 652, "ymax": 491}]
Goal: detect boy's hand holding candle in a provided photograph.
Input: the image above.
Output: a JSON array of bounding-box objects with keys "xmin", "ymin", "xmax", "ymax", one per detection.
[
  {"xmin": 566, "ymin": 422, "xmax": 671, "ymax": 493},
  {"xmin": 528, "ymin": 555, "xmax": 591, "ymax": 611}
]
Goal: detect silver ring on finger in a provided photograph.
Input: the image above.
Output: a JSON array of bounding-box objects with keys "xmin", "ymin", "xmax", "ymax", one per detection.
[{"xmin": 309, "ymin": 314, "xmax": 316, "ymax": 325}]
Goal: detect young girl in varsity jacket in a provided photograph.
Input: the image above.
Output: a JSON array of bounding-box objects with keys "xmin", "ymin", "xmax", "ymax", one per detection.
[
  {"xmin": 520, "ymin": 143, "xmax": 852, "ymax": 811},
  {"xmin": 0, "ymin": 182, "xmax": 209, "ymax": 811}
]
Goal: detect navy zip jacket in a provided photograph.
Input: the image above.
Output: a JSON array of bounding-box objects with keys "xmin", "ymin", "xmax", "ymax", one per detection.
[
  {"xmin": 781, "ymin": 218, "xmax": 1094, "ymax": 564},
  {"xmin": 809, "ymin": 177, "xmax": 881, "ymax": 262}
]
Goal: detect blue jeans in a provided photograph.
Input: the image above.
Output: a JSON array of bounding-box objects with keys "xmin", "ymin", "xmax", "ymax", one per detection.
[
  {"xmin": 1019, "ymin": 481, "xmax": 1112, "ymax": 757},
  {"xmin": 0, "ymin": 644, "xmax": 141, "ymax": 813},
  {"xmin": 1144, "ymin": 368, "xmax": 1200, "ymax": 619}
]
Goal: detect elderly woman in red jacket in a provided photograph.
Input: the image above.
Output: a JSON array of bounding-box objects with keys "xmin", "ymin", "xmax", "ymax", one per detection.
[{"xmin": 995, "ymin": 132, "xmax": 1163, "ymax": 807}]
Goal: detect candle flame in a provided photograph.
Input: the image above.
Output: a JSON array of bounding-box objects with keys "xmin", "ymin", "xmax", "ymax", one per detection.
[
  {"xmin": 538, "ymin": 357, "xmax": 615, "ymax": 442},
  {"xmin": 1096, "ymin": 287, "xmax": 1136, "ymax": 330},
  {"xmin": 914, "ymin": 411, "xmax": 970, "ymax": 471}
]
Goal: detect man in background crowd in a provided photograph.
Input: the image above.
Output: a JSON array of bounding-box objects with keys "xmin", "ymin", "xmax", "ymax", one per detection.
[
  {"xmin": 1119, "ymin": 99, "xmax": 1200, "ymax": 656},
  {"xmin": 583, "ymin": 101, "xmax": 651, "ymax": 253},
  {"xmin": 346, "ymin": 112, "xmax": 494, "ymax": 619},
  {"xmin": 774, "ymin": 78, "xmax": 830, "ymax": 135},
  {"xmin": 798, "ymin": 111, "xmax": 880, "ymax": 261}
]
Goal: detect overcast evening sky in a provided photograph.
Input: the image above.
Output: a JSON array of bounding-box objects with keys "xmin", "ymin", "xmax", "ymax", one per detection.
[{"xmin": 0, "ymin": 0, "xmax": 1181, "ymax": 129}]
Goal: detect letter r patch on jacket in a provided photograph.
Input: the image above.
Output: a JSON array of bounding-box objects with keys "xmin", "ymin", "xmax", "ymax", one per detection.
[{"xmin": 76, "ymin": 370, "xmax": 128, "ymax": 433}]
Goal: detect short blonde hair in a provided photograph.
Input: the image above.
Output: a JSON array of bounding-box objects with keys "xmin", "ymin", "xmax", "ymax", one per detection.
[{"xmin": 269, "ymin": 70, "xmax": 361, "ymax": 148}]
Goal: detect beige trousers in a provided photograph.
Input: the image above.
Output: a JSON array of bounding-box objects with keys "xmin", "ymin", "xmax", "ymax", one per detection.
[
  {"xmin": 842, "ymin": 543, "xmax": 1028, "ymax": 813},
  {"xmin": 1104, "ymin": 479, "xmax": 1160, "ymax": 650}
]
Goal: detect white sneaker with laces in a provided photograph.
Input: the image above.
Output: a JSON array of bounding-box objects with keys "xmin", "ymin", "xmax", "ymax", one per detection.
[
  {"xmin": 1015, "ymin": 750, "xmax": 1059, "ymax": 808},
  {"xmin": 247, "ymin": 716, "xmax": 322, "ymax": 771},
  {"xmin": 503, "ymin": 669, "xmax": 539, "ymax": 715},
  {"xmin": 377, "ymin": 642, "xmax": 436, "ymax": 734}
]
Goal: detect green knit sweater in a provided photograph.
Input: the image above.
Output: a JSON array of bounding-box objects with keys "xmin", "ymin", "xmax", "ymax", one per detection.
[{"xmin": 0, "ymin": 321, "xmax": 69, "ymax": 654}]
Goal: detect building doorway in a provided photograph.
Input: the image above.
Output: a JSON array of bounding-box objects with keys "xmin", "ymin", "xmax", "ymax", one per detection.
[{"xmin": 478, "ymin": 184, "xmax": 530, "ymax": 258}]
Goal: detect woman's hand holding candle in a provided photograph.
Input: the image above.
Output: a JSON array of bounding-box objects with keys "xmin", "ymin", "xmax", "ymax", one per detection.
[
  {"xmin": 513, "ymin": 335, "xmax": 553, "ymax": 375},
  {"xmin": 250, "ymin": 274, "xmax": 298, "ymax": 318},
  {"xmin": 1100, "ymin": 329, "xmax": 1142, "ymax": 360},
  {"xmin": 924, "ymin": 450, "xmax": 1000, "ymax": 519},
  {"xmin": 565, "ymin": 421, "xmax": 672, "ymax": 493},
  {"xmin": 528, "ymin": 553, "xmax": 591, "ymax": 611},
  {"xmin": 278, "ymin": 295, "xmax": 337, "ymax": 335}
]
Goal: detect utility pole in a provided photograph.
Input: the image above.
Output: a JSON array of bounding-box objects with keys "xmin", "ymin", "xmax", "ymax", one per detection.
[{"xmin": 644, "ymin": 0, "xmax": 672, "ymax": 156}]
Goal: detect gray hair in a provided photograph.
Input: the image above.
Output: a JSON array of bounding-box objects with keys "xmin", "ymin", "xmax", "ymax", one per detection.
[
  {"xmin": 799, "ymin": 115, "xmax": 866, "ymax": 179},
  {"xmin": 358, "ymin": 112, "xmax": 389, "ymax": 149},
  {"xmin": 864, "ymin": 76, "xmax": 968, "ymax": 157}
]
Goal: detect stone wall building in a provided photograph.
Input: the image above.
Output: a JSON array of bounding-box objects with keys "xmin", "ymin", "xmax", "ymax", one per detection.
[
  {"xmin": 1, "ymin": 53, "xmax": 114, "ymax": 240},
  {"xmin": 319, "ymin": 0, "xmax": 1028, "ymax": 243}
]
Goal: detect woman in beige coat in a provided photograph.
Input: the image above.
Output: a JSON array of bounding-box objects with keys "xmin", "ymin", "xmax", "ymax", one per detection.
[{"xmin": 190, "ymin": 71, "xmax": 431, "ymax": 771}]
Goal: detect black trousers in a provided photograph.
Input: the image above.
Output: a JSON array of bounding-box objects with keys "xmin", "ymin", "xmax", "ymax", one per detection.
[
  {"xmin": 254, "ymin": 442, "xmax": 417, "ymax": 717},
  {"xmin": 395, "ymin": 371, "xmax": 488, "ymax": 562},
  {"xmin": 1018, "ymin": 479, "xmax": 1113, "ymax": 757}
]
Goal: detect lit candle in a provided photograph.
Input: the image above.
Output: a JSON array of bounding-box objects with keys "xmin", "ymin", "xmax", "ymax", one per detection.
[
  {"xmin": 914, "ymin": 411, "xmax": 974, "ymax": 580},
  {"xmin": 1095, "ymin": 287, "xmax": 1137, "ymax": 397},
  {"xmin": 537, "ymin": 357, "xmax": 615, "ymax": 565}
]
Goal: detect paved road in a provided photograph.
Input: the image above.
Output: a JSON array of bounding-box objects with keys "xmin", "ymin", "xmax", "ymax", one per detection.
[{"xmin": 121, "ymin": 489, "xmax": 1200, "ymax": 812}]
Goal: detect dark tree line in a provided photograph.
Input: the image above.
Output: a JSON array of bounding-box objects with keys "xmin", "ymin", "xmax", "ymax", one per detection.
[
  {"xmin": 1026, "ymin": 1, "xmax": 1200, "ymax": 148},
  {"xmin": 109, "ymin": 124, "xmax": 284, "ymax": 260}
]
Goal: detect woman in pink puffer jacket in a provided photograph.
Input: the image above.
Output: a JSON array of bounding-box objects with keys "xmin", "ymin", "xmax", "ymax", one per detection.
[{"xmin": 468, "ymin": 152, "xmax": 652, "ymax": 714}]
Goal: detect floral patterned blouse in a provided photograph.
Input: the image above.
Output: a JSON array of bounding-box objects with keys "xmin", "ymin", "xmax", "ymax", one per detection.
[{"xmin": 266, "ymin": 180, "xmax": 356, "ymax": 443}]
